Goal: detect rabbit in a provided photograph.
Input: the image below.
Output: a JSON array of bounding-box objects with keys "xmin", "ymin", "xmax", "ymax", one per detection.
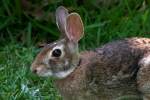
[{"xmin": 31, "ymin": 6, "xmax": 150, "ymax": 100}]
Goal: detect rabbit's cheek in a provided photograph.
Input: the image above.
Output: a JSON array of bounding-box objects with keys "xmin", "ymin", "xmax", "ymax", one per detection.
[{"xmin": 49, "ymin": 59, "xmax": 61, "ymax": 67}]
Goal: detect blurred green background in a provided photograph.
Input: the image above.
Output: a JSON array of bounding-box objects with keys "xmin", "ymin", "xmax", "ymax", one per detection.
[{"xmin": 0, "ymin": 0, "xmax": 150, "ymax": 99}]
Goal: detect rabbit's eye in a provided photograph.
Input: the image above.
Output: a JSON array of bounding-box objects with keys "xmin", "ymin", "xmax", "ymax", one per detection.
[{"xmin": 52, "ymin": 49, "xmax": 62, "ymax": 57}]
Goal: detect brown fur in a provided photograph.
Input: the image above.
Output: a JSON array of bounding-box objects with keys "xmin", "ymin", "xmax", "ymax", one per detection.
[
  {"xmin": 32, "ymin": 37, "xmax": 150, "ymax": 100},
  {"xmin": 53, "ymin": 37, "xmax": 150, "ymax": 100}
]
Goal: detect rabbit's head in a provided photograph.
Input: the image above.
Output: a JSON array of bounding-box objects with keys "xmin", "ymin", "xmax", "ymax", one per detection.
[{"xmin": 31, "ymin": 6, "xmax": 84, "ymax": 79}]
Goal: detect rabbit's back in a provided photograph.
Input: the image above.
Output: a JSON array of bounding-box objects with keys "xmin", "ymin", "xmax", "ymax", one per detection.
[{"xmin": 94, "ymin": 37, "xmax": 150, "ymax": 79}]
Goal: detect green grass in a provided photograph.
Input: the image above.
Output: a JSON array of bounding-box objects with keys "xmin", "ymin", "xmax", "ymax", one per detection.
[
  {"xmin": 0, "ymin": 44, "xmax": 61, "ymax": 99},
  {"xmin": 0, "ymin": 0, "xmax": 150, "ymax": 99}
]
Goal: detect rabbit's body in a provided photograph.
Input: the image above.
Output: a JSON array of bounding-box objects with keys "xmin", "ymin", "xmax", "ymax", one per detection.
[
  {"xmin": 55, "ymin": 37, "xmax": 150, "ymax": 100},
  {"xmin": 31, "ymin": 6, "xmax": 150, "ymax": 100}
]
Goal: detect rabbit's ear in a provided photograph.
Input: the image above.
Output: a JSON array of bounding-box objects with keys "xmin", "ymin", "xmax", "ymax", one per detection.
[
  {"xmin": 66, "ymin": 13, "xmax": 84, "ymax": 42},
  {"xmin": 56, "ymin": 6, "xmax": 69, "ymax": 34}
]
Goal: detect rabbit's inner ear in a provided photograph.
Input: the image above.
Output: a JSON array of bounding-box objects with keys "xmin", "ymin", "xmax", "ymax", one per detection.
[{"xmin": 66, "ymin": 13, "xmax": 84, "ymax": 43}]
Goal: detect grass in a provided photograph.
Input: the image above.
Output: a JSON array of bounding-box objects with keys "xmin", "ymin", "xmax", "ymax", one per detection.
[
  {"xmin": 0, "ymin": 44, "xmax": 61, "ymax": 99},
  {"xmin": 0, "ymin": 0, "xmax": 150, "ymax": 100}
]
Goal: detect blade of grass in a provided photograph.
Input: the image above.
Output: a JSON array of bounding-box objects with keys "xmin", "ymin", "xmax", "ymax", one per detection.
[
  {"xmin": 0, "ymin": 17, "xmax": 13, "ymax": 30},
  {"xmin": 124, "ymin": 0, "xmax": 132, "ymax": 16},
  {"xmin": 7, "ymin": 28, "xmax": 15, "ymax": 43},
  {"xmin": 2, "ymin": 0, "xmax": 11, "ymax": 16},
  {"xmin": 96, "ymin": 26, "xmax": 101, "ymax": 46},
  {"xmin": 14, "ymin": 0, "xmax": 22, "ymax": 19},
  {"xmin": 85, "ymin": 20, "xmax": 110, "ymax": 30},
  {"xmin": 27, "ymin": 22, "xmax": 32, "ymax": 46}
]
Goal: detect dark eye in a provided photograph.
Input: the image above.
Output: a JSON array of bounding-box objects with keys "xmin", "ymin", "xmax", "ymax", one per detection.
[{"xmin": 52, "ymin": 49, "xmax": 62, "ymax": 57}]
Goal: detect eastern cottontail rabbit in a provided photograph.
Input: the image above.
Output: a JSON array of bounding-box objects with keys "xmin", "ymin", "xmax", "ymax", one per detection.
[{"xmin": 31, "ymin": 6, "xmax": 150, "ymax": 100}]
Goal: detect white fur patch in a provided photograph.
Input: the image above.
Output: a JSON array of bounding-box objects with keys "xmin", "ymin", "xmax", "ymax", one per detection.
[
  {"xmin": 65, "ymin": 60, "xmax": 69, "ymax": 66},
  {"xmin": 52, "ymin": 44, "xmax": 64, "ymax": 51},
  {"xmin": 54, "ymin": 67, "xmax": 75, "ymax": 79},
  {"xmin": 40, "ymin": 71, "xmax": 53, "ymax": 77},
  {"xmin": 39, "ymin": 67, "xmax": 75, "ymax": 79},
  {"xmin": 142, "ymin": 55, "xmax": 150, "ymax": 67}
]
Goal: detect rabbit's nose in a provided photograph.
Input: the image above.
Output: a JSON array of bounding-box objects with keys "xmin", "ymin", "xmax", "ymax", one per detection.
[
  {"xmin": 31, "ymin": 67, "xmax": 43, "ymax": 74},
  {"xmin": 31, "ymin": 65, "xmax": 38, "ymax": 74},
  {"xmin": 32, "ymin": 69, "xmax": 37, "ymax": 74}
]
